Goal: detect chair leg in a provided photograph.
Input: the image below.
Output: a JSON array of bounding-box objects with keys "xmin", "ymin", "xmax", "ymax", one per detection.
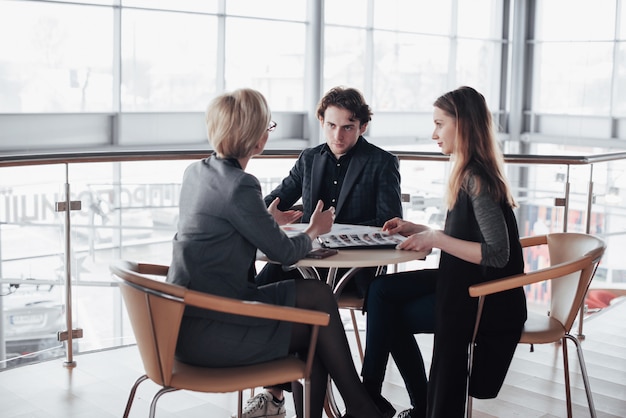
[
  {"xmin": 466, "ymin": 298, "xmax": 485, "ymax": 418},
  {"xmin": 565, "ymin": 333, "xmax": 597, "ymax": 418},
  {"xmin": 466, "ymin": 342, "xmax": 474, "ymax": 418},
  {"xmin": 123, "ymin": 374, "xmax": 148, "ymax": 418},
  {"xmin": 302, "ymin": 377, "xmax": 310, "ymax": 418},
  {"xmin": 238, "ymin": 390, "xmax": 243, "ymax": 418},
  {"xmin": 149, "ymin": 387, "xmax": 179, "ymax": 418},
  {"xmin": 561, "ymin": 337, "xmax": 573, "ymax": 418},
  {"xmin": 350, "ymin": 309, "xmax": 364, "ymax": 363},
  {"xmin": 325, "ymin": 376, "xmax": 344, "ymax": 418}
]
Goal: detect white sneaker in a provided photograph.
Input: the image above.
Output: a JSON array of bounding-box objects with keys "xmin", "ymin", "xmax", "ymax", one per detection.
[{"xmin": 231, "ymin": 390, "xmax": 286, "ymax": 418}]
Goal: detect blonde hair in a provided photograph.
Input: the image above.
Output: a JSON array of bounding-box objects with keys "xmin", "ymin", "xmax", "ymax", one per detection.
[
  {"xmin": 433, "ymin": 86, "xmax": 515, "ymax": 209},
  {"xmin": 205, "ymin": 88, "xmax": 271, "ymax": 159}
]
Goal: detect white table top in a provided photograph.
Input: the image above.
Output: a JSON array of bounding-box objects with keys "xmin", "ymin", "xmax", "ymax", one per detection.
[
  {"xmin": 262, "ymin": 223, "xmax": 428, "ymax": 268},
  {"xmin": 294, "ymin": 248, "xmax": 428, "ymax": 269},
  {"xmin": 260, "ymin": 223, "xmax": 430, "ymax": 290}
]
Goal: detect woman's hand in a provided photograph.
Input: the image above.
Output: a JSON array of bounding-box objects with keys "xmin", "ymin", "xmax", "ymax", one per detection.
[
  {"xmin": 382, "ymin": 217, "xmax": 429, "ymax": 237},
  {"xmin": 268, "ymin": 197, "xmax": 303, "ymax": 226},
  {"xmin": 305, "ymin": 200, "xmax": 334, "ymax": 240},
  {"xmin": 397, "ymin": 229, "xmax": 440, "ymax": 252}
]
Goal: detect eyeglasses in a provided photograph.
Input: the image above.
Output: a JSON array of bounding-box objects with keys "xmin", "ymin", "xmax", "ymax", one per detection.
[{"xmin": 267, "ymin": 120, "xmax": 277, "ymax": 132}]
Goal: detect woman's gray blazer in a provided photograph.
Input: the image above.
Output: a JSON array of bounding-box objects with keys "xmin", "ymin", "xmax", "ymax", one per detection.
[{"xmin": 166, "ymin": 155, "xmax": 313, "ymax": 367}]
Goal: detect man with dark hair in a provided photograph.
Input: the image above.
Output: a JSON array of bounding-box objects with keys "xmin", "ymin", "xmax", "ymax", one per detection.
[
  {"xmin": 236, "ymin": 86, "xmax": 402, "ymax": 418},
  {"xmin": 264, "ymin": 86, "xmax": 401, "ymax": 228}
]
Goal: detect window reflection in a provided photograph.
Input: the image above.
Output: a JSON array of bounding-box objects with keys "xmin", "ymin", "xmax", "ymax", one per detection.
[
  {"xmin": 372, "ymin": 32, "xmax": 449, "ymax": 111},
  {"xmin": 373, "ymin": 0, "xmax": 451, "ymax": 35},
  {"xmin": 0, "ymin": 0, "xmax": 511, "ymax": 121},
  {"xmin": 0, "ymin": 1, "xmax": 113, "ymax": 112},
  {"xmin": 121, "ymin": 9, "xmax": 217, "ymax": 111},
  {"xmin": 457, "ymin": 0, "xmax": 502, "ymax": 38},
  {"xmin": 622, "ymin": 2, "xmax": 626, "ymax": 39},
  {"xmin": 326, "ymin": 0, "xmax": 504, "ymax": 113},
  {"xmin": 0, "ymin": 1, "xmax": 625, "ymax": 147},
  {"xmin": 535, "ymin": 0, "xmax": 615, "ymax": 41},
  {"xmin": 225, "ymin": 18, "xmax": 305, "ymax": 111},
  {"xmin": 533, "ymin": 42, "xmax": 613, "ymax": 115},
  {"xmin": 456, "ymin": 39, "xmax": 501, "ymax": 108},
  {"xmin": 42, "ymin": 0, "xmax": 115, "ymax": 5},
  {"xmin": 323, "ymin": 26, "xmax": 367, "ymax": 94},
  {"xmin": 122, "ymin": 0, "xmax": 218, "ymax": 13},
  {"xmin": 615, "ymin": 44, "xmax": 626, "ymax": 116},
  {"xmin": 226, "ymin": 0, "xmax": 306, "ymax": 21},
  {"xmin": 325, "ymin": 0, "xmax": 367, "ymax": 27}
]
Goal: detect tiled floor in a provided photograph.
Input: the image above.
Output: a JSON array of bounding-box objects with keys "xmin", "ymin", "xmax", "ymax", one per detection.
[{"xmin": 1, "ymin": 303, "xmax": 625, "ymax": 417}]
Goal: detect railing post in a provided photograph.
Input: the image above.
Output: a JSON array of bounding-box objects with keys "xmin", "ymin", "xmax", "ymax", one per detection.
[
  {"xmin": 563, "ymin": 165, "xmax": 570, "ymax": 233},
  {"xmin": 55, "ymin": 163, "xmax": 83, "ymax": 368},
  {"xmin": 577, "ymin": 164, "xmax": 595, "ymax": 339},
  {"xmin": 585, "ymin": 164, "xmax": 594, "ymax": 235},
  {"xmin": 0, "ymin": 223, "xmax": 5, "ymax": 369}
]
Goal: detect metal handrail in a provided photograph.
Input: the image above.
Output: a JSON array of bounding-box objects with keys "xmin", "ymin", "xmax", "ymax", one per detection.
[{"xmin": 2, "ymin": 149, "xmax": 626, "ymax": 166}]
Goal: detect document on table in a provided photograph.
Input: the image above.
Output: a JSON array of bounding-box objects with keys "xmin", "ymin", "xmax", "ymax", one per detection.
[{"xmin": 281, "ymin": 223, "xmax": 407, "ymax": 249}]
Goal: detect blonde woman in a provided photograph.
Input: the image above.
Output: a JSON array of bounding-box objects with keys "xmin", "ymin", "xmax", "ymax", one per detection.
[
  {"xmin": 361, "ymin": 86, "xmax": 527, "ymax": 417},
  {"xmin": 166, "ymin": 88, "xmax": 386, "ymax": 418}
]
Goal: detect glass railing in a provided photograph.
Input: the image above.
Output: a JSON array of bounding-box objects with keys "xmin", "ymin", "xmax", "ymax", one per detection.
[{"xmin": 1, "ymin": 149, "xmax": 626, "ymax": 370}]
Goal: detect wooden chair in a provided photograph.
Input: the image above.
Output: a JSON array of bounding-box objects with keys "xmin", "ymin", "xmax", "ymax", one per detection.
[
  {"xmin": 110, "ymin": 260, "xmax": 330, "ymax": 418},
  {"xmin": 467, "ymin": 233, "xmax": 606, "ymax": 418}
]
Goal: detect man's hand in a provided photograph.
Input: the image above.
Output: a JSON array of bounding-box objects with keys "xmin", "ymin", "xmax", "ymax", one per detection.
[{"xmin": 268, "ymin": 197, "xmax": 303, "ymax": 226}]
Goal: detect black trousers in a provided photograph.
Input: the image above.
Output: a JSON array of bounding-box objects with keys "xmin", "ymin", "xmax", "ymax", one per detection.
[{"xmin": 254, "ymin": 262, "xmax": 382, "ymax": 394}]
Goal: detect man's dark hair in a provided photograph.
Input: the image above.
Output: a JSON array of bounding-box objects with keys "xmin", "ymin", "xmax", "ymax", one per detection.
[{"xmin": 316, "ymin": 86, "xmax": 373, "ymax": 126}]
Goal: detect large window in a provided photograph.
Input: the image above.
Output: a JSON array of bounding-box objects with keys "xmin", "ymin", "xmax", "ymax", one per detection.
[
  {"xmin": 618, "ymin": 3, "xmax": 626, "ymax": 116},
  {"xmin": 527, "ymin": 0, "xmax": 626, "ymax": 148},
  {"xmin": 224, "ymin": 17, "xmax": 307, "ymax": 111},
  {"xmin": 324, "ymin": 0, "xmax": 505, "ymax": 113},
  {"xmin": 121, "ymin": 9, "xmax": 218, "ymax": 112},
  {"xmin": 2, "ymin": 0, "xmax": 626, "ymax": 149},
  {"xmin": 0, "ymin": 0, "xmax": 308, "ymax": 114},
  {"xmin": 0, "ymin": 1, "xmax": 114, "ymax": 112},
  {"xmin": 532, "ymin": 0, "xmax": 617, "ymax": 116}
]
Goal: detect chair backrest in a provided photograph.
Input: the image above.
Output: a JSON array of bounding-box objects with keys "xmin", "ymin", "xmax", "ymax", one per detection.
[
  {"xmin": 544, "ymin": 233, "xmax": 606, "ymax": 331},
  {"xmin": 111, "ymin": 260, "xmax": 183, "ymax": 387}
]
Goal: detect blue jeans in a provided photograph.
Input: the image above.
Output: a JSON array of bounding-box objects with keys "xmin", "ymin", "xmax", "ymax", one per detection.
[{"xmin": 361, "ymin": 269, "xmax": 437, "ymax": 414}]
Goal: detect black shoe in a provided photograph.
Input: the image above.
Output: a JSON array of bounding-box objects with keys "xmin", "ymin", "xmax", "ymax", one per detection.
[
  {"xmin": 397, "ymin": 408, "xmax": 426, "ymax": 418},
  {"xmin": 370, "ymin": 393, "xmax": 396, "ymax": 418}
]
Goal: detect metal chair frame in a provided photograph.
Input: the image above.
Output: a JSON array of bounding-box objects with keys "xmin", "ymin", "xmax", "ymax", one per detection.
[
  {"xmin": 111, "ymin": 260, "xmax": 329, "ymax": 418},
  {"xmin": 467, "ymin": 233, "xmax": 606, "ymax": 418}
]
